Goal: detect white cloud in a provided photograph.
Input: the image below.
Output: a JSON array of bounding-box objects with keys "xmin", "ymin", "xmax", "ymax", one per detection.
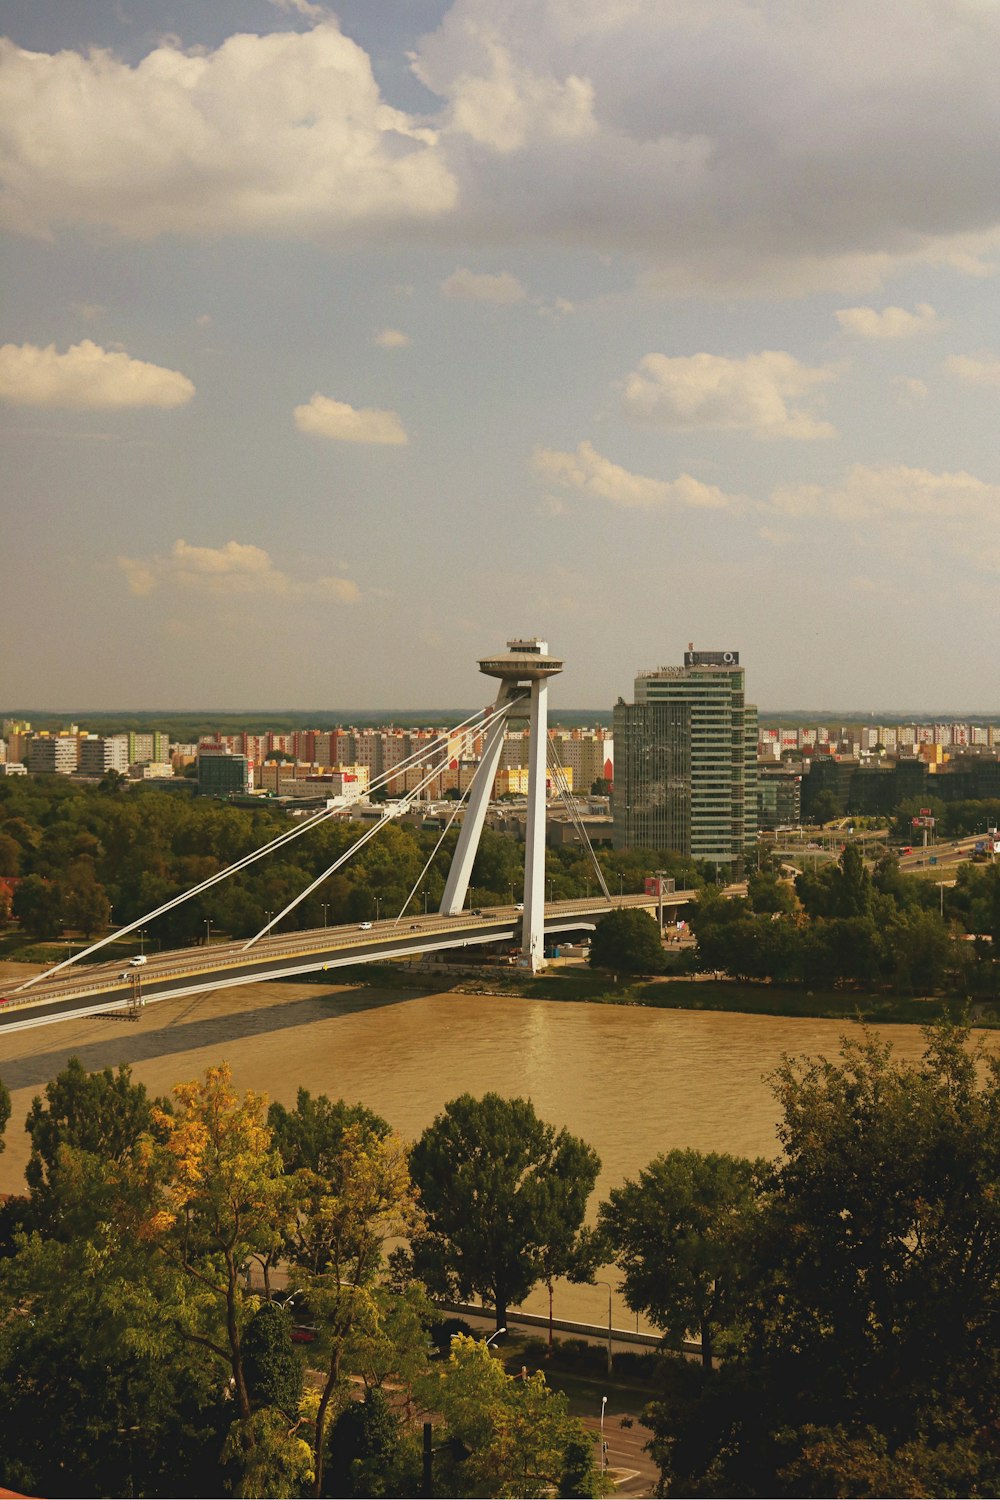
[
  {"xmin": 0, "ymin": 26, "xmax": 455, "ymax": 241},
  {"xmin": 413, "ymin": 0, "xmax": 1000, "ymax": 294},
  {"xmin": 374, "ymin": 327, "xmax": 410, "ymax": 348},
  {"xmin": 621, "ymin": 351, "xmax": 836, "ymax": 440},
  {"xmin": 944, "ymin": 353, "xmax": 1000, "ymax": 386},
  {"xmin": 769, "ymin": 463, "xmax": 1000, "ymax": 522},
  {"xmin": 0, "ymin": 339, "xmax": 195, "ymax": 409},
  {"xmin": 293, "ymin": 393, "xmax": 408, "ymax": 445},
  {"xmin": 8, "ymin": 6, "xmax": 1000, "ymax": 293},
  {"xmin": 532, "ymin": 440, "xmax": 735, "ymax": 510},
  {"xmin": 835, "ymin": 303, "xmax": 943, "ymax": 338},
  {"xmin": 415, "ymin": 34, "xmax": 596, "ymax": 154},
  {"xmin": 442, "ymin": 267, "xmax": 527, "ymax": 304},
  {"xmin": 118, "ymin": 539, "xmax": 360, "ymax": 602}
]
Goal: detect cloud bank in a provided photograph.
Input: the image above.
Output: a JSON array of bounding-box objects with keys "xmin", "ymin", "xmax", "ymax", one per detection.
[
  {"xmin": 118, "ymin": 540, "xmax": 360, "ymax": 602},
  {"xmin": 4, "ymin": 3, "xmax": 1000, "ymax": 291}
]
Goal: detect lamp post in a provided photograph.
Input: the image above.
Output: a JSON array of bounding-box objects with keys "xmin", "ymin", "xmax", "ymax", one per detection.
[
  {"xmin": 321, "ymin": 902, "xmax": 329, "ymax": 929},
  {"xmin": 654, "ymin": 868, "xmax": 666, "ymax": 930},
  {"xmin": 138, "ymin": 928, "xmax": 146, "ymax": 956},
  {"xmin": 617, "ymin": 872, "xmax": 623, "ymax": 899},
  {"xmin": 484, "ymin": 1326, "xmax": 506, "ymax": 1349},
  {"xmin": 375, "ymin": 894, "xmax": 381, "ymax": 922},
  {"xmin": 204, "ymin": 917, "xmax": 211, "ymax": 947},
  {"xmin": 596, "ymin": 1280, "xmax": 613, "ymax": 1374},
  {"xmin": 422, "ymin": 889, "xmax": 429, "ymax": 916},
  {"xmin": 600, "ymin": 1396, "xmax": 608, "ymax": 1473}
]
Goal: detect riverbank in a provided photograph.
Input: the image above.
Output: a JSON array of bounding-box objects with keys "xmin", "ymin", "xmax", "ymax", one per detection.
[{"xmin": 324, "ymin": 960, "xmax": 998, "ymax": 1027}]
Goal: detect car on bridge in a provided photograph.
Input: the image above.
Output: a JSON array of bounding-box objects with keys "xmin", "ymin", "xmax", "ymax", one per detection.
[{"xmin": 358, "ymin": 921, "xmax": 373, "ymax": 930}]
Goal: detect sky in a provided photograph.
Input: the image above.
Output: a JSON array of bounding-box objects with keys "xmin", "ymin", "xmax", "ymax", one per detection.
[{"xmin": 2, "ymin": 0, "xmax": 1000, "ymax": 714}]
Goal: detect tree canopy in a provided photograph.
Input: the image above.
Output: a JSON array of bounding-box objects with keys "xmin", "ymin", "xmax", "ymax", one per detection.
[{"xmin": 408, "ymin": 1093, "xmax": 600, "ymax": 1330}]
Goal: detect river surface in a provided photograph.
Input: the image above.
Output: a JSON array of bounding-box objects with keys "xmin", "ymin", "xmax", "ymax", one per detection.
[{"xmin": 0, "ymin": 968, "xmax": 988, "ymax": 1329}]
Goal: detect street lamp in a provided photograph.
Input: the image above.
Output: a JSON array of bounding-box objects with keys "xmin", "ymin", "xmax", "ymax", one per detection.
[
  {"xmin": 204, "ymin": 917, "xmax": 211, "ymax": 946},
  {"xmin": 321, "ymin": 902, "xmax": 329, "ymax": 929},
  {"xmin": 484, "ymin": 1327, "xmax": 506, "ymax": 1348},
  {"xmin": 596, "ymin": 1280, "xmax": 613, "ymax": 1374},
  {"xmin": 600, "ymin": 1396, "xmax": 608, "ymax": 1473},
  {"xmin": 617, "ymin": 872, "xmax": 624, "ymax": 899},
  {"xmin": 375, "ymin": 894, "xmax": 381, "ymax": 922},
  {"xmin": 138, "ymin": 928, "xmax": 146, "ymax": 955},
  {"xmin": 547, "ymin": 879, "xmax": 553, "ymax": 904},
  {"xmin": 422, "ymin": 889, "xmax": 429, "ymax": 916}
]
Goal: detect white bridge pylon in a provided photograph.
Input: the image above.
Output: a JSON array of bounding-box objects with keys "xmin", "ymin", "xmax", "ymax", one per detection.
[{"xmin": 442, "ymin": 639, "xmax": 563, "ymax": 971}]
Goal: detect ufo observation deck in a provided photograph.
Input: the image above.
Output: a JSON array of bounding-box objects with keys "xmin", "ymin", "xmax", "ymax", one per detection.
[{"xmin": 478, "ymin": 637, "xmax": 564, "ymax": 682}]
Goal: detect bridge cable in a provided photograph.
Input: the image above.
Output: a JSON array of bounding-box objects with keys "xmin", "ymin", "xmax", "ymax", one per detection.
[
  {"xmin": 241, "ymin": 694, "xmax": 525, "ymax": 948},
  {"xmin": 545, "ymin": 736, "xmax": 613, "ymax": 903},
  {"xmin": 15, "ymin": 702, "xmax": 505, "ymax": 991},
  {"xmin": 393, "ymin": 699, "xmax": 522, "ymax": 924}
]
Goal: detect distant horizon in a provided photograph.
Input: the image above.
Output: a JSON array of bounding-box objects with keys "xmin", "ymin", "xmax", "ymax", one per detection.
[{"xmin": 4, "ymin": 705, "xmax": 1000, "ymax": 725}]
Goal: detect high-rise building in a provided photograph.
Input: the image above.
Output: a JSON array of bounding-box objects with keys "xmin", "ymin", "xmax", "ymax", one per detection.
[
  {"xmin": 613, "ymin": 647, "xmax": 757, "ymax": 873},
  {"xmin": 78, "ymin": 736, "xmax": 129, "ymax": 776},
  {"xmin": 26, "ymin": 733, "xmax": 79, "ymax": 775},
  {"xmin": 197, "ymin": 749, "xmax": 249, "ymax": 797}
]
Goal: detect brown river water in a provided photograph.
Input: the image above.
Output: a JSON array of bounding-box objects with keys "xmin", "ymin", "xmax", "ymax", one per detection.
[{"xmin": 0, "ymin": 967, "xmax": 987, "ymax": 1330}]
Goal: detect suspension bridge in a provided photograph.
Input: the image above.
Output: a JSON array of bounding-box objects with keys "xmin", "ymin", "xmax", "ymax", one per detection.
[{"xmin": 0, "ymin": 640, "xmax": 692, "ymax": 1033}]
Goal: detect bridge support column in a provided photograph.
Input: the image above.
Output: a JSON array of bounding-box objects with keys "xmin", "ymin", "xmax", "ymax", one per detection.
[
  {"xmin": 522, "ymin": 676, "xmax": 548, "ymax": 972},
  {"xmin": 440, "ymin": 680, "xmax": 518, "ymax": 915}
]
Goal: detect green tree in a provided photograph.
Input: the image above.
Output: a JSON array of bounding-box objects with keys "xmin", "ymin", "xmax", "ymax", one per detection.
[
  {"xmin": 589, "ymin": 908, "xmax": 664, "ymax": 976},
  {"xmin": 599, "ymin": 1149, "xmax": 761, "ymax": 1368},
  {"xmin": 409, "ymin": 1093, "xmax": 600, "ymax": 1331},
  {"xmin": 746, "ymin": 871, "xmax": 796, "ymax": 914},
  {"xmin": 243, "ymin": 1301, "xmax": 303, "ymax": 1416},
  {"xmin": 646, "ymin": 1022, "xmax": 1000, "ymax": 1496},
  {"xmin": 325, "ymin": 1387, "xmax": 419, "ymax": 1498},
  {"xmin": 0, "ymin": 1145, "xmax": 229, "ymax": 1498},
  {"xmin": 25, "ymin": 1057, "xmax": 166, "ymax": 1227},
  {"xmin": 11, "ymin": 873, "xmax": 63, "ymax": 938},
  {"xmin": 58, "ymin": 858, "xmax": 111, "ymax": 937},
  {"xmin": 280, "ymin": 1126, "xmax": 422, "ymax": 1497},
  {"xmin": 421, "ymin": 1334, "xmax": 605, "ymax": 1499},
  {"xmin": 809, "ymin": 789, "xmax": 840, "ymax": 826}
]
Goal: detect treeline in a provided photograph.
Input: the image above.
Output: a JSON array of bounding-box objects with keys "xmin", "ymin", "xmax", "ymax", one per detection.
[
  {"xmin": 0, "ymin": 1067, "xmax": 608, "ymax": 1499},
  {"xmin": 0, "ymin": 778, "xmax": 700, "ymax": 946},
  {"xmin": 689, "ymin": 848, "xmax": 1000, "ymax": 996},
  {"xmin": 891, "ymin": 794, "xmax": 1000, "ymax": 839},
  {"xmin": 2, "ymin": 1022, "xmax": 998, "ymax": 1496}
]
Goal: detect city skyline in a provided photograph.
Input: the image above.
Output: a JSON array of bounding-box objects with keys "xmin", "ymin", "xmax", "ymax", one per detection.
[{"xmin": 3, "ymin": 1, "xmax": 1000, "ymax": 712}]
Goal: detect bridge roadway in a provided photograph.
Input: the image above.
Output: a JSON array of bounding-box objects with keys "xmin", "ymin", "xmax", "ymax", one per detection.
[{"xmin": 0, "ymin": 892, "xmax": 694, "ymax": 1034}]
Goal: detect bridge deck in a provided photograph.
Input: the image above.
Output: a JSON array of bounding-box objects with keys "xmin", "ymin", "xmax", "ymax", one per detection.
[{"xmin": 0, "ymin": 893, "xmax": 693, "ymax": 1034}]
